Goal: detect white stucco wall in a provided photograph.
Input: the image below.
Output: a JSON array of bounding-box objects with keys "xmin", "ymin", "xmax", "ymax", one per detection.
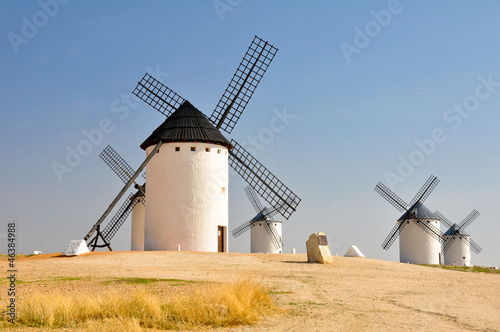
[
  {"xmin": 399, "ymin": 219, "xmax": 441, "ymax": 264},
  {"xmin": 443, "ymin": 235, "xmax": 471, "ymax": 266},
  {"xmin": 131, "ymin": 197, "xmax": 145, "ymax": 251},
  {"xmin": 144, "ymin": 142, "xmax": 228, "ymax": 252},
  {"xmin": 251, "ymin": 221, "xmax": 282, "ymax": 253}
]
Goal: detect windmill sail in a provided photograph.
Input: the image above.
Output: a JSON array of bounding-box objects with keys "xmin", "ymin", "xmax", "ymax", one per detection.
[{"xmin": 210, "ymin": 36, "xmax": 278, "ymax": 134}]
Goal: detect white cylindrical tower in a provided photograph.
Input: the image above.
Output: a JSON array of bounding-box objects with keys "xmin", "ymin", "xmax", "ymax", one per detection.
[
  {"xmin": 131, "ymin": 195, "xmax": 145, "ymax": 251},
  {"xmin": 251, "ymin": 220, "xmax": 282, "ymax": 254},
  {"xmin": 399, "ymin": 218, "xmax": 441, "ymax": 264},
  {"xmin": 443, "ymin": 235, "xmax": 471, "ymax": 266},
  {"xmin": 141, "ymin": 101, "xmax": 232, "ymax": 252},
  {"xmin": 398, "ymin": 203, "xmax": 441, "ymax": 264}
]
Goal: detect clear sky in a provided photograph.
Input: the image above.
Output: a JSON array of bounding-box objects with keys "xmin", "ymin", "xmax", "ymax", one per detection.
[{"xmin": 1, "ymin": 1, "xmax": 499, "ymax": 266}]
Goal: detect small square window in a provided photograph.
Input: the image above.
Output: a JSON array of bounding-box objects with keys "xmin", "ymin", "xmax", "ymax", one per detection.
[
  {"xmin": 175, "ymin": 147, "xmax": 180, "ymax": 151},
  {"xmin": 191, "ymin": 147, "xmax": 196, "ymax": 151},
  {"xmin": 206, "ymin": 148, "xmax": 210, "ymax": 152},
  {"xmin": 217, "ymin": 149, "xmax": 221, "ymax": 154},
  {"xmin": 222, "ymin": 187, "xmax": 226, "ymax": 194}
]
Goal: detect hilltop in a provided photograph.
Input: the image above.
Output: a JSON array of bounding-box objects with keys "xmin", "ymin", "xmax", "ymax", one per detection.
[{"xmin": 3, "ymin": 251, "xmax": 499, "ymax": 331}]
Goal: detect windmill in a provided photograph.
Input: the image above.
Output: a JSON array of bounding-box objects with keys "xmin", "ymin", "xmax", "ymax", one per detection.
[
  {"xmin": 232, "ymin": 186, "xmax": 288, "ymax": 253},
  {"xmin": 434, "ymin": 209, "xmax": 482, "ymax": 266},
  {"xmin": 374, "ymin": 175, "xmax": 444, "ymax": 264},
  {"xmin": 93, "ymin": 145, "xmax": 147, "ymax": 251},
  {"xmin": 84, "ymin": 36, "xmax": 301, "ymax": 252}
]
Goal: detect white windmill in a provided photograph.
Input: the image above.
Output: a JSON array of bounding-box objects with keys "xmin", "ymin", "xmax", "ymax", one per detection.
[
  {"xmin": 434, "ymin": 210, "xmax": 482, "ymax": 266},
  {"xmin": 374, "ymin": 175, "xmax": 444, "ymax": 264},
  {"xmin": 84, "ymin": 36, "xmax": 301, "ymax": 252},
  {"xmin": 232, "ymin": 186, "xmax": 285, "ymax": 254}
]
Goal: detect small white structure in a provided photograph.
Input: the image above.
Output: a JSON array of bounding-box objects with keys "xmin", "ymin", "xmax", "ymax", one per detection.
[
  {"xmin": 64, "ymin": 239, "xmax": 90, "ymax": 256},
  {"xmin": 251, "ymin": 220, "xmax": 282, "ymax": 253},
  {"xmin": 398, "ymin": 203, "xmax": 441, "ymax": 265},
  {"xmin": 436, "ymin": 209, "xmax": 482, "ymax": 267},
  {"xmin": 31, "ymin": 251, "xmax": 42, "ymax": 255},
  {"xmin": 142, "ymin": 102, "xmax": 231, "ymax": 252},
  {"xmin": 131, "ymin": 194, "xmax": 145, "ymax": 251},
  {"xmin": 344, "ymin": 245, "xmax": 365, "ymax": 257},
  {"xmin": 443, "ymin": 233, "xmax": 471, "ymax": 266}
]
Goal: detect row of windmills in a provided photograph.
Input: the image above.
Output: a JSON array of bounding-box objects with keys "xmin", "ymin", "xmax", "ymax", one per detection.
[
  {"xmin": 84, "ymin": 36, "xmax": 300, "ymax": 254},
  {"xmin": 81, "ymin": 36, "xmax": 483, "ymax": 263},
  {"xmin": 375, "ymin": 175, "xmax": 482, "ymax": 266}
]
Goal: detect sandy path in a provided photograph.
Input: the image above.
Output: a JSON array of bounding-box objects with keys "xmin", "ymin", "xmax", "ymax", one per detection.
[{"xmin": 5, "ymin": 251, "xmax": 500, "ymax": 331}]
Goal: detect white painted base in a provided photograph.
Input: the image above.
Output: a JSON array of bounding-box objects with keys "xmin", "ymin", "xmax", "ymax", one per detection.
[
  {"xmin": 399, "ymin": 219, "xmax": 441, "ymax": 264},
  {"xmin": 144, "ymin": 142, "xmax": 228, "ymax": 252},
  {"xmin": 251, "ymin": 220, "xmax": 282, "ymax": 254},
  {"xmin": 131, "ymin": 197, "xmax": 145, "ymax": 251},
  {"xmin": 444, "ymin": 235, "xmax": 471, "ymax": 266}
]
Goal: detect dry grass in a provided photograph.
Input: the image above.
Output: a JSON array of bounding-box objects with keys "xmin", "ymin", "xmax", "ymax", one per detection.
[{"xmin": 2, "ymin": 279, "xmax": 278, "ymax": 330}]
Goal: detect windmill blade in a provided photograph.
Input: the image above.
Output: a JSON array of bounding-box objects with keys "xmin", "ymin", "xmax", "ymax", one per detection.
[
  {"xmin": 458, "ymin": 209, "xmax": 480, "ymax": 231},
  {"xmin": 132, "ymin": 73, "xmax": 185, "ymax": 118},
  {"xmin": 263, "ymin": 221, "xmax": 283, "ymax": 250},
  {"xmin": 381, "ymin": 220, "xmax": 408, "ymax": 250},
  {"xmin": 244, "ymin": 186, "xmax": 264, "ymax": 214},
  {"xmin": 102, "ymin": 192, "xmax": 143, "ymax": 242},
  {"xmin": 264, "ymin": 196, "xmax": 299, "ymax": 220},
  {"xmin": 100, "ymin": 145, "xmax": 136, "ymax": 184},
  {"xmin": 374, "ymin": 182, "xmax": 408, "ymax": 213},
  {"xmin": 231, "ymin": 219, "xmax": 258, "ymax": 238},
  {"xmin": 434, "ymin": 210, "xmax": 454, "ymax": 229},
  {"xmin": 84, "ymin": 141, "xmax": 163, "ymax": 241},
  {"xmin": 408, "ymin": 175, "xmax": 439, "ymax": 207},
  {"xmin": 442, "ymin": 236, "xmax": 456, "ymax": 255},
  {"xmin": 412, "ymin": 218, "xmax": 443, "ymax": 243},
  {"xmin": 228, "ymin": 140, "xmax": 301, "ymax": 219},
  {"xmin": 468, "ymin": 237, "xmax": 482, "ymax": 254},
  {"xmin": 210, "ymin": 36, "xmax": 278, "ymax": 134}
]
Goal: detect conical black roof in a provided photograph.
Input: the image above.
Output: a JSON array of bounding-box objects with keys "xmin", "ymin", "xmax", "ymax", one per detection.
[
  {"xmin": 443, "ymin": 224, "xmax": 467, "ymax": 236},
  {"xmin": 398, "ymin": 202, "xmax": 438, "ymax": 221},
  {"xmin": 140, "ymin": 101, "xmax": 232, "ymax": 150}
]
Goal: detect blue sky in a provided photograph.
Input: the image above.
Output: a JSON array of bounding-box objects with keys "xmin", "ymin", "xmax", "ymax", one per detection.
[{"xmin": 1, "ymin": 1, "xmax": 499, "ymax": 266}]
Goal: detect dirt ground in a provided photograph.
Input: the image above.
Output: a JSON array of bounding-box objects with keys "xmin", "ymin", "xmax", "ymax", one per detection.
[{"xmin": 3, "ymin": 251, "xmax": 500, "ymax": 331}]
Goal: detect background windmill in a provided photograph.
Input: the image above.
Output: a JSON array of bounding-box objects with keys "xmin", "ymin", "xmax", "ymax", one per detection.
[
  {"xmin": 84, "ymin": 36, "xmax": 301, "ymax": 252},
  {"xmin": 374, "ymin": 175, "xmax": 444, "ymax": 264},
  {"xmin": 231, "ymin": 186, "xmax": 288, "ymax": 253},
  {"xmin": 434, "ymin": 209, "xmax": 482, "ymax": 266},
  {"xmin": 85, "ymin": 145, "xmax": 146, "ymax": 251}
]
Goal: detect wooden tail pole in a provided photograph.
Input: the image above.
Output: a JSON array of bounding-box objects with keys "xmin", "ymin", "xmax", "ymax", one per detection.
[{"xmin": 84, "ymin": 141, "xmax": 163, "ymax": 242}]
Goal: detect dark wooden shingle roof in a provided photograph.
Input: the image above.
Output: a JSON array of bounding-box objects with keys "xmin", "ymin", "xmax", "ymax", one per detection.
[
  {"xmin": 140, "ymin": 101, "xmax": 232, "ymax": 150},
  {"xmin": 398, "ymin": 202, "xmax": 438, "ymax": 221}
]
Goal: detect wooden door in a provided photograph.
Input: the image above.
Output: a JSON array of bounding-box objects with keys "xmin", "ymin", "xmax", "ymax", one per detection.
[{"xmin": 218, "ymin": 226, "xmax": 225, "ymax": 252}]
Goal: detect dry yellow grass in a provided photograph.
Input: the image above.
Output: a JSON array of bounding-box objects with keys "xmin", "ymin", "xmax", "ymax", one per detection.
[{"xmin": 4, "ymin": 279, "xmax": 278, "ymax": 330}]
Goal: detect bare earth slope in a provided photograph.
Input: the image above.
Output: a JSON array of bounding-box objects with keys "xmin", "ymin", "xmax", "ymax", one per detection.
[{"xmin": 8, "ymin": 252, "xmax": 500, "ymax": 331}]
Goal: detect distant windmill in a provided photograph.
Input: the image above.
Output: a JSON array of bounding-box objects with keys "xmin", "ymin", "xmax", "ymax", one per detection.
[
  {"xmin": 90, "ymin": 145, "xmax": 146, "ymax": 251},
  {"xmin": 374, "ymin": 175, "xmax": 444, "ymax": 264},
  {"xmin": 84, "ymin": 36, "xmax": 301, "ymax": 252},
  {"xmin": 434, "ymin": 209, "xmax": 482, "ymax": 266},
  {"xmin": 232, "ymin": 186, "xmax": 287, "ymax": 253}
]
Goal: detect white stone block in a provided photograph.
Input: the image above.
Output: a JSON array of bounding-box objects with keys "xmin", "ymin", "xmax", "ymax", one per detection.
[
  {"xmin": 64, "ymin": 240, "xmax": 90, "ymax": 256},
  {"xmin": 344, "ymin": 245, "xmax": 365, "ymax": 257}
]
